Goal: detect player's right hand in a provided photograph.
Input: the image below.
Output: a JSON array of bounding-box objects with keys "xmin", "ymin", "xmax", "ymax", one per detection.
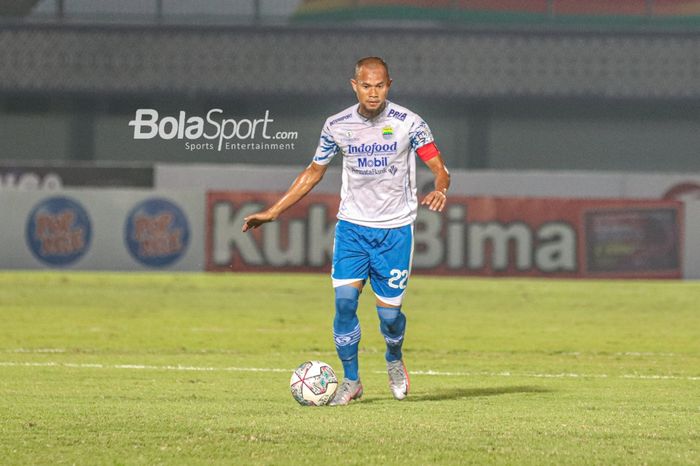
[
  {"xmin": 420, "ymin": 190, "xmax": 447, "ymax": 212},
  {"xmin": 242, "ymin": 212, "xmax": 275, "ymax": 232}
]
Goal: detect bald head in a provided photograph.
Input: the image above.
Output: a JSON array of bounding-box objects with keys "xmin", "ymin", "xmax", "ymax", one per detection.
[
  {"xmin": 351, "ymin": 57, "xmax": 392, "ymax": 119},
  {"xmin": 354, "ymin": 57, "xmax": 390, "ymax": 80}
]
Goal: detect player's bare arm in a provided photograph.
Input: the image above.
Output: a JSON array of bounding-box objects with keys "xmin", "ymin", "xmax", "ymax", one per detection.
[
  {"xmin": 242, "ymin": 161, "xmax": 328, "ymax": 232},
  {"xmin": 421, "ymin": 153, "xmax": 450, "ymax": 212}
]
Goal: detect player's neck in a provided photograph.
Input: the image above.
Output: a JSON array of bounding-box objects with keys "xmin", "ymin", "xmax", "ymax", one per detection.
[{"xmin": 357, "ymin": 102, "xmax": 386, "ymax": 120}]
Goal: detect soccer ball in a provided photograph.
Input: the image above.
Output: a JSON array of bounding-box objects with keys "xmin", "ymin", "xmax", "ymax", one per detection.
[{"xmin": 290, "ymin": 360, "xmax": 338, "ymax": 406}]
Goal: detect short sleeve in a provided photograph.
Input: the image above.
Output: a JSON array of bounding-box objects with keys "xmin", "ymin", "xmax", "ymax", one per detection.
[
  {"xmin": 312, "ymin": 124, "xmax": 340, "ymax": 165},
  {"xmin": 409, "ymin": 118, "xmax": 435, "ymax": 152}
]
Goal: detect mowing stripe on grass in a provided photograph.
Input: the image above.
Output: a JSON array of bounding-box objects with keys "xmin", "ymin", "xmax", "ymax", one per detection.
[
  {"xmin": 4, "ymin": 348, "xmax": 67, "ymax": 353},
  {"xmin": 1, "ymin": 361, "xmax": 698, "ymax": 381},
  {"xmin": 0, "ymin": 349, "xmax": 683, "ymax": 357}
]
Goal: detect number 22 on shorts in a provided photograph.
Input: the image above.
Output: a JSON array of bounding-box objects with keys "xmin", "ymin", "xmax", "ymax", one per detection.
[{"xmin": 388, "ymin": 269, "xmax": 408, "ymax": 289}]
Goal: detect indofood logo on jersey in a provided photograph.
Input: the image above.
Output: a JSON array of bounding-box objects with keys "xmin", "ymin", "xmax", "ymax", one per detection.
[
  {"xmin": 348, "ymin": 141, "xmax": 397, "ymax": 169},
  {"xmin": 347, "ymin": 141, "xmax": 397, "ymax": 157},
  {"xmin": 25, "ymin": 196, "xmax": 92, "ymax": 266},
  {"xmin": 124, "ymin": 198, "xmax": 190, "ymax": 267}
]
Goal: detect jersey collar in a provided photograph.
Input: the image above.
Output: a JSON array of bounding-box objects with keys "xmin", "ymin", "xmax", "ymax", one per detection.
[{"xmin": 355, "ymin": 100, "xmax": 391, "ymax": 123}]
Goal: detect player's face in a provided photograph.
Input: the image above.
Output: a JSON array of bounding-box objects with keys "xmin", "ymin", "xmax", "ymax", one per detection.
[{"xmin": 351, "ymin": 65, "xmax": 392, "ymax": 117}]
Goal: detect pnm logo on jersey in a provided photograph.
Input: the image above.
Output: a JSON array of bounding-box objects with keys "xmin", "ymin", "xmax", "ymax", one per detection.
[{"xmin": 382, "ymin": 126, "xmax": 393, "ymax": 140}]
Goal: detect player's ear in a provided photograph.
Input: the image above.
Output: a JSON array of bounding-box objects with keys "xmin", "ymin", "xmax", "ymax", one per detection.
[
  {"xmin": 386, "ymin": 78, "xmax": 393, "ymax": 89},
  {"xmin": 350, "ymin": 79, "xmax": 358, "ymax": 92}
]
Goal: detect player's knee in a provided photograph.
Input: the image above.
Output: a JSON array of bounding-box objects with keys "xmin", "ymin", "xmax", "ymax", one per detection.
[
  {"xmin": 335, "ymin": 285, "xmax": 360, "ymax": 323},
  {"xmin": 377, "ymin": 306, "xmax": 403, "ymax": 329}
]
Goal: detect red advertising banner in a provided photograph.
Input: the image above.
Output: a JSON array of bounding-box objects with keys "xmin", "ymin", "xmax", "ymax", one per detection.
[{"xmin": 206, "ymin": 192, "xmax": 683, "ymax": 279}]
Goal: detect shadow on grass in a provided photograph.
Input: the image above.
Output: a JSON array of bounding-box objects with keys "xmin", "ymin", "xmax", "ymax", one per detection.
[
  {"xmin": 361, "ymin": 385, "xmax": 551, "ymax": 404},
  {"xmin": 408, "ymin": 385, "xmax": 552, "ymax": 402}
]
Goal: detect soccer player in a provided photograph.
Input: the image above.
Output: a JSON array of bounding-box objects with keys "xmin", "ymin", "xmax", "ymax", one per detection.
[{"xmin": 242, "ymin": 57, "xmax": 450, "ymax": 405}]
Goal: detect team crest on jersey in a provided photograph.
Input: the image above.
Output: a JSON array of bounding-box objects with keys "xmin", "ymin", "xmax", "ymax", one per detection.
[{"xmin": 382, "ymin": 126, "xmax": 394, "ymax": 140}]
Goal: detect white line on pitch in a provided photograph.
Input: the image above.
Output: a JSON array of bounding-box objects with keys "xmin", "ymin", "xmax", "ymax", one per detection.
[
  {"xmin": 409, "ymin": 369, "xmax": 700, "ymax": 381},
  {"xmin": 0, "ymin": 361, "xmax": 698, "ymax": 381},
  {"xmin": 0, "ymin": 361, "xmax": 290, "ymax": 373}
]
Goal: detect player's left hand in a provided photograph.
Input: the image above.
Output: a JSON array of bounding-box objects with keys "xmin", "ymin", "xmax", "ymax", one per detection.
[{"xmin": 421, "ymin": 190, "xmax": 447, "ymax": 212}]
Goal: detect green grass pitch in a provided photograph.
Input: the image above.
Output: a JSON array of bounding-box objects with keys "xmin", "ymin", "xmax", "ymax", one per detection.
[{"xmin": 0, "ymin": 271, "xmax": 698, "ymax": 465}]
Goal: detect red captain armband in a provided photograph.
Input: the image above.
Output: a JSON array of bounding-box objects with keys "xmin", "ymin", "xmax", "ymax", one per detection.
[{"xmin": 416, "ymin": 142, "xmax": 440, "ymax": 162}]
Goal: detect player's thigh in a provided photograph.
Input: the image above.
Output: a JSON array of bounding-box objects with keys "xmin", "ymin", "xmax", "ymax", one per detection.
[
  {"xmin": 368, "ymin": 224, "xmax": 413, "ymax": 305},
  {"xmin": 331, "ymin": 220, "xmax": 370, "ymax": 288}
]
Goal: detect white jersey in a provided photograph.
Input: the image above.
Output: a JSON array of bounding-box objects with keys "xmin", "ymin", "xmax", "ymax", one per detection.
[{"xmin": 312, "ymin": 100, "xmax": 436, "ymax": 229}]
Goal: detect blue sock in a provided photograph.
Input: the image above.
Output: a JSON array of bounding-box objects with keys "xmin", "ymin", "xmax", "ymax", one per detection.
[
  {"xmin": 377, "ymin": 306, "xmax": 406, "ymax": 362},
  {"xmin": 333, "ymin": 286, "xmax": 361, "ymax": 381}
]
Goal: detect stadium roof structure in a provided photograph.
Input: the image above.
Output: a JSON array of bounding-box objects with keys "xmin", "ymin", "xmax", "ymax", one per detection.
[
  {"xmin": 3, "ymin": 1, "xmax": 700, "ymax": 29},
  {"xmin": 294, "ymin": 0, "xmax": 700, "ymax": 29}
]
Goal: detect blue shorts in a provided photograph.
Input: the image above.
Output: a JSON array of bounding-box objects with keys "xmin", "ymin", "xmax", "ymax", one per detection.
[{"xmin": 331, "ymin": 220, "xmax": 414, "ymax": 306}]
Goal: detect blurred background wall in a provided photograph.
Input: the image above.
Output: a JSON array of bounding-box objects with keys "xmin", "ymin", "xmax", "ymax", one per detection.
[{"xmin": 1, "ymin": 0, "xmax": 699, "ymax": 277}]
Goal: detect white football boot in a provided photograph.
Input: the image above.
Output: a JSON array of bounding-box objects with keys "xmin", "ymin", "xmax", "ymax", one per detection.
[
  {"xmin": 387, "ymin": 359, "xmax": 410, "ymax": 400},
  {"xmin": 328, "ymin": 378, "xmax": 363, "ymax": 406}
]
